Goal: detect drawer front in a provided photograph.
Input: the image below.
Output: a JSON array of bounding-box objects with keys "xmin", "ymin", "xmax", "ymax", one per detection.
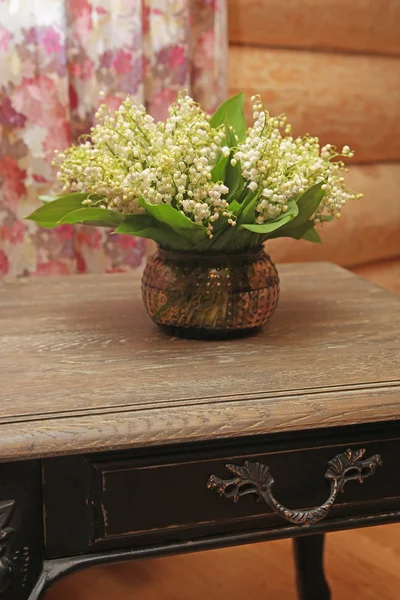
[{"xmin": 43, "ymin": 432, "xmax": 400, "ymax": 558}]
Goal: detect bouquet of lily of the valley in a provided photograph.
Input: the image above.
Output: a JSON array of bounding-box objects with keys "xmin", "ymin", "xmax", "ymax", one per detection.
[{"xmin": 27, "ymin": 92, "xmax": 361, "ymax": 252}]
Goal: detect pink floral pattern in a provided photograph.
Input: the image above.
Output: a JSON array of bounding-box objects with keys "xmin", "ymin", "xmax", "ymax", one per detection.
[{"xmin": 0, "ymin": 0, "xmax": 227, "ymax": 277}]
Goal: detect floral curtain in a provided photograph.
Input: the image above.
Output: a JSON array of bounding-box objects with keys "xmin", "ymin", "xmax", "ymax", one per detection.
[{"xmin": 0, "ymin": 0, "xmax": 227, "ymax": 277}]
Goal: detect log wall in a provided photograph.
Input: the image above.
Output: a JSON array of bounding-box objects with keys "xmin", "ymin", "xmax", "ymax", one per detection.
[
  {"xmin": 227, "ymin": 1, "xmax": 400, "ymax": 268},
  {"xmin": 228, "ymin": 0, "xmax": 400, "ymax": 55}
]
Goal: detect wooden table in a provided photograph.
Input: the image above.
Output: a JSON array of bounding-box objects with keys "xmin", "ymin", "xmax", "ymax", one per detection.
[{"xmin": 1, "ymin": 262, "xmax": 399, "ymax": 600}]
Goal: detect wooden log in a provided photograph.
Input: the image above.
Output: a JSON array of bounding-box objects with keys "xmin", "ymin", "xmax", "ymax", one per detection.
[
  {"xmin": 267, "ymin": 163, "xmax": 400, "ymax": 268},
  {"xmin": 352, "ymin": 257, "xmax": 400, "ymax": 295},
  {"xmin": 228, "ymin": 0, "xmax": 400, "ymax": 56},
  {"xmin": 229, "ymin": 46, "xmax": 400, "ymax": 163}
]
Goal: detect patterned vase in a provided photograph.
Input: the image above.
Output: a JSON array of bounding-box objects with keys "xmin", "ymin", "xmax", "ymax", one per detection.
[{"xmin": 141, "ymin": 247, "xmax": 280, "ymax": 339}]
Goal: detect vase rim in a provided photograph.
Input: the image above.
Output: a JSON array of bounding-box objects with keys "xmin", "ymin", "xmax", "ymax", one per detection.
[{"xmin": 156, "ymin": 246, "xmax": 266, "ymax": 261}]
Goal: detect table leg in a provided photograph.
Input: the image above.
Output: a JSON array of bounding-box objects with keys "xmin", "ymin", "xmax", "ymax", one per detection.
[{"xmin": 293, "ymin": 534, "xmax": 331, "ymax": 600}]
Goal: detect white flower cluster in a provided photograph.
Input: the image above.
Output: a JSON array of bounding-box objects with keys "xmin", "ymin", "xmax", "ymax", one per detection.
[
  {"xmin": 55, "ymin": 94, "xmax": 229, "ymax": 233},
  {"xmin": 55, "ymin": 92, "xmax": 360, "ymax": 236},
  {"xmin": 234, "ymin": 96, "xmax": 361, "ymax": 224}
]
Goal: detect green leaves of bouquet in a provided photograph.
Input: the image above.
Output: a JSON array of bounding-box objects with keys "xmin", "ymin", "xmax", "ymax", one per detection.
[{"xmin": 26, "ymin": 92, "xmax": 354, "ymax": 252}]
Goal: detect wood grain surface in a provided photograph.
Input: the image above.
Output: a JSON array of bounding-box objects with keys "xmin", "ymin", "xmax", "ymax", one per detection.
[
  {"xmin": 268, "ymin": 164, "xmax": 400, "ymax": 268},
  {"xmin": 46, "ymin": 524, "xmax": 400, "ymax": 600},
  {"xmin": 0, "ymin": 263, "xmax": 399, "ymax": 461},
  {"xmin": 228, "ymin": 46, "xmax": 400, "ymax": 163},
  {"xmin": 228, "ymin": 0, "xmax": 400, "ymax": 56}
]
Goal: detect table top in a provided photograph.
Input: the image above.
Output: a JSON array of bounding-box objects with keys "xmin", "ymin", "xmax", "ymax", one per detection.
[{"xmin": 1, "ymin": 262, "xmax": 399, "ymax": 462}]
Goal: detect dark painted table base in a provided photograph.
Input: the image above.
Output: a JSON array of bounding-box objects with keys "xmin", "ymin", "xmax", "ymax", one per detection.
[
  {"xmin": 3, "ymin": 421, "xmax": 400, "ymax": 599},
  {"xmin": 294, "ymin": 535, "xmax": 331, "ymax": 600},
  {"xmin": 31, "ymin": 534, "xmax": 331, "ymax": 600}
]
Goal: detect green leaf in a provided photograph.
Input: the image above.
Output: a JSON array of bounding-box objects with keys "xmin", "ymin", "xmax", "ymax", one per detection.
[
  {"xmin": 210, "ymin": 92, "xmax": 246, "ymax": 142},
  {"xmin": 115, "ymin": 215, "xmax": 192, "ymax": 250},
  {"xmin": 239, "ymin": 192, "xmax": 259, "ymax": 224},
  {"xmin": 303, "ymin": 227, "xmax": 322, "ymax": 243},
  {"xmin": 138, "ymin": 198, "xmax": 207, "ymax": 245},
  {"xmin": 57, "ymin": 207, "xmax": 123, "ymax": 228},
  {"xmin": 265, "ymin": 184, "xmax": 326, "ymax": 241},
  {"xmin": 40, "ymin": 192, "xmax": 99, "ymax": 204},
  {"xmin": 241, "ymin": 200, "xmax": 299, "ymax": 234},
  {"xmin": 211, "ymin": 155, "xmax": 228, "ymax": 183},
  {"xmin": 25, "ymin": 194, "xmax": 88, "ymax": 228},
  {"xmin": 319, "ymin": 214, "xmax": 334, "ymax": 222},
  {"xmin": 39, "ymin": 195, "xmax": 58, "ymax": 204},
  {"xmin": 267, "ymin": 220, "xmax": 314, "ymax": 240},
  {"xmin": 224, "ymin": 120, "xmax": 238, "ymax": 148},
  {"xmin": 229, "ymin": 200, "xmax": 242, "ymax": 215},
  {"xmin": 209, "ymin": 190, "xmax": 260, "ymax": 251},
  {"xmin": 115, "ymin": 214, "xmax": 156, "ymax": 232},
  {"xmin": 190, "ymin": 237, "xmax": 214, "ymax": 252},
  {"xmin": 231, "ymin": 193, "xmax": 261, "ymax": 250},
  {"xmin": 289, "ymin": 183, "xmax": 325, "ymax": 229},
  {"xmin": 225, "ymin": 160, "xmax": 245, "ymax": 202}
]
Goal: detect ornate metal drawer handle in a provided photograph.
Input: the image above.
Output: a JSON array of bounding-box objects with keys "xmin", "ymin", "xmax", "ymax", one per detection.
[{"xmin": 207, "ymin": 449, "xmax": 382, "ymax": 526}]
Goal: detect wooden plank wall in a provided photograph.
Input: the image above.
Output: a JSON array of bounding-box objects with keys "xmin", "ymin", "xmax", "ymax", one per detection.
[
  {"xmin": 228, "ymin": 0, "xmax": 400, "ymax": 55},
  {"xmin": 227, "ymin": 0, "xmax": 400, "ymax": 270}
]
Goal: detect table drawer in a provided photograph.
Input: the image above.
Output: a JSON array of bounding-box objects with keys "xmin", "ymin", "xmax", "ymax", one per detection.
[{"xmin": 43, "ymin": 431, "xmax": 400, "ymax": 558}]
